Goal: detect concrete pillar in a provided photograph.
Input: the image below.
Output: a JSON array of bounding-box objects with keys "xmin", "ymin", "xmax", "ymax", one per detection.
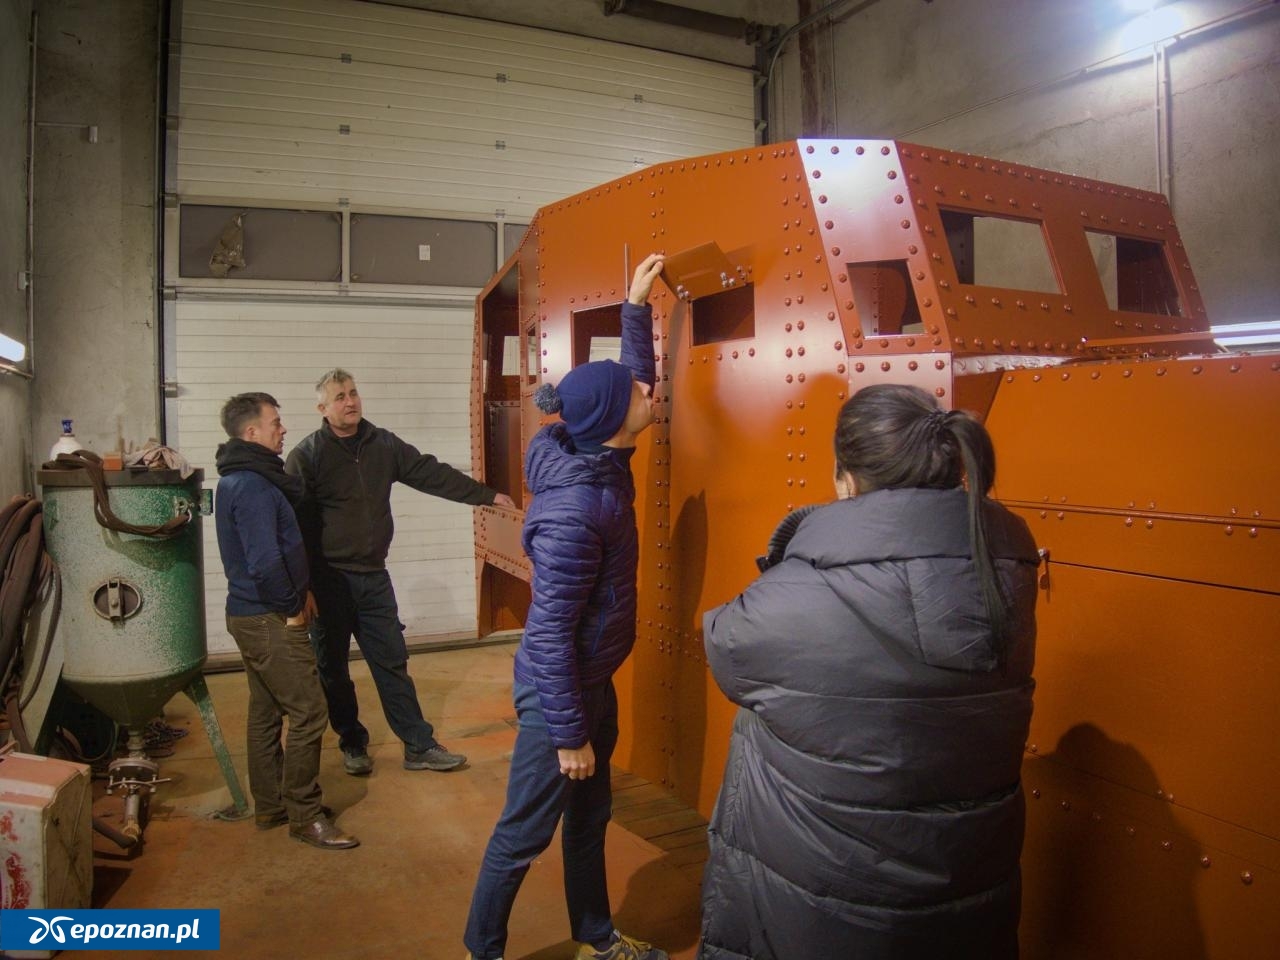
[
  {"xmin": 1, "ymin": 0, "xmax": 33, "ymax": 496},
  {"xmin": 29, "ymin": 0, "xmax": 160, "ymax": 465}
]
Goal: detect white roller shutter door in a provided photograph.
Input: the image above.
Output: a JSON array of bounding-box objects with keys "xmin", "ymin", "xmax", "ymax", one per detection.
[
  {"xmin": 175, "ymin": 0, "xmax": 755, "ymax": 218},
  {"xmin": 177, "ymin": 298, "xmax": 478, "ymax": 655}
]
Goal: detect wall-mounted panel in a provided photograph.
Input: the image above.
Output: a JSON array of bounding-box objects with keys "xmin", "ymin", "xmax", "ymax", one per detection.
[
  {"xmin": 179, "ymin": 204, "xmax": 341, "ymax": 280},
  {"xmin": 350, "ymin": 215, "xmax": 495, "ymax": 286}
]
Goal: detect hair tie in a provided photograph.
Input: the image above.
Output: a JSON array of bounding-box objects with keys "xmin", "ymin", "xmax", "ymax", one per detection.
[
  {"xmin": 533, "ymin": 382, "xmax": 562, "ymax": 414},
  {"xmin": 926, "ymin": 408, "xmax": 951, "ymax": 437}
]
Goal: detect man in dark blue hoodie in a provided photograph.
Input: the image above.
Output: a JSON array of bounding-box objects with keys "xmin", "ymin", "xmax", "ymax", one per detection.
[
  {"xmin": 215, "ymin": 392, "xmax": 358, "ymax": 850},
  {"xmin": 463, "ymin": 253, "xmax": 669, "ymax": 960}
]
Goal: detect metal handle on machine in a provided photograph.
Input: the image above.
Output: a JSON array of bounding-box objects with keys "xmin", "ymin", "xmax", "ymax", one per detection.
[
  {"xmin": 93, "ymin": 578, "xmax": 142, "ymax": 622},
  {"xmin": 171, "ymin": 489, "xmax": 213, "ymax": 519}
]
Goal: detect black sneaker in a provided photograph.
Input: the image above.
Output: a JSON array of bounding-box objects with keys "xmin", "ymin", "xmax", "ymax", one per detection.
[
  {"xmin": 403, "ymin": 744, "xmax": 466, "ymax": 771},
  {"xmin": 342, "ymin": 747, "xmax": 373, "ymax": 776}
]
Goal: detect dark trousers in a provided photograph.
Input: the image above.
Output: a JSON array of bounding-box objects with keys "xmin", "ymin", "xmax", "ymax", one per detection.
[
  {"xmin": 308, "ymin": 567, "xmax": 438, "ymax": 755},
  {"xmin": 464, "ymin": 680, "xmax": 619, "ymax": 960},
  {"xmin": 226, "ymin": 613, "xmax": 327, "ymax": 825}
]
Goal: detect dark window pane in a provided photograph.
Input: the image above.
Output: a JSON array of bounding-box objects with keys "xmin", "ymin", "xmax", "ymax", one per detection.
[
  {"xmin": 180, "ymin": 205, "xmax": 341, "ymax": 281},
  {"xmin": 690, "ymin": 284, "xmax": 755, "ymax": 345},
  {"xmin": 1086, "ymin": 230, "xmax": 1182, "ymax": 316},
  {"xmin": 351, "ymin": 215, "xmax": 496, "ymax": 286}
]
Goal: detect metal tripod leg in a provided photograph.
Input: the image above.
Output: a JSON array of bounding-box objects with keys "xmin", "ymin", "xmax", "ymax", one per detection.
[{"xmin": 182, "ymin": 673, "xmax": 249, "ymax": 817}]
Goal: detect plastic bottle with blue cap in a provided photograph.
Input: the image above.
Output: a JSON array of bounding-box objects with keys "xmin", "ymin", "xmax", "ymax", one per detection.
[{"xmin": 49, "ymin": 419, "xmax": 81, "ymax": 459}]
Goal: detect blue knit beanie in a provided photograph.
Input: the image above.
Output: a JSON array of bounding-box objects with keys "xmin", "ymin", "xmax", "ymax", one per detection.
[{"xmin": 534, "ymin": 360, "xmax": 634, "ymax": 446}]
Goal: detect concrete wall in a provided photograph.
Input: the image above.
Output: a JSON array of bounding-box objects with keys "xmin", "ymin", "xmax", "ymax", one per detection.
[
  {"xmin": 1, "ymin": 0, "xmax": 33, "ymax": 498},
  {"xmin": 28, "ymin": 0, "xmax": 160, "ymax": 464},
  {"xmin": 770, "ymin": 0, "xmax": 1280, "ymax": 327}
]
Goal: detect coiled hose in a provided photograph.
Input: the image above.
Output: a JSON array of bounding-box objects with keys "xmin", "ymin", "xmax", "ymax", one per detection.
[{"xmin": 0, "ymin": 493, "xmax": 138, "ymax": 848}]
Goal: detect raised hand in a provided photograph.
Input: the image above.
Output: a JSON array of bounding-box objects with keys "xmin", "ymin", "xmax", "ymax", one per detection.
[{"xmin": 628, "ymin": 252, "xmax": 665, "ymax": 306}]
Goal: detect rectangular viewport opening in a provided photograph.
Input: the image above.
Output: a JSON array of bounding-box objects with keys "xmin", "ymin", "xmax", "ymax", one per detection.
[
  {"xmin": 572, "ymin": 304, "xmax": 623, "ymax": 366},
  {"xmin": 481, "ymin": 265, "xmax": 520, "ymax": 401},
  {"xmin": 941, "ymin": 209, "xmax": 1062, "ymax": 294},
  {"xmin": 523, "ymin": 323, "xmax": 539, "ymax": 385},
  {"xmin": 480, "ymin": 263, "xmax": 521, "ymax": 503},
  {"xmin": 690, "ymin": 283, "xmax": 755, "ymax": 346},
  {"xmin": 847, "ymin": 261, "xmax": 922, "ymax": 337},
  {"xmin": 1086, "ymin": 231, "xmax": 1182, "ymax": 316}
]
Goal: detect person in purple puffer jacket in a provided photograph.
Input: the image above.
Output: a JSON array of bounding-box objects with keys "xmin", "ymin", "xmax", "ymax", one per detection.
[{"xmin": 464, "ymin": 253, "xmax": 669, "ymax": 960}]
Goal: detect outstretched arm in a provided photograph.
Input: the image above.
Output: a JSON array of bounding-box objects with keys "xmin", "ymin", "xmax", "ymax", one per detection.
[
  {"xmin": 394, "ymin": 434, "xmax": 501, "ymax": 505},
  {"xmin": 619, "ymin": 252, "xmax": 664, "ymax": 392}
]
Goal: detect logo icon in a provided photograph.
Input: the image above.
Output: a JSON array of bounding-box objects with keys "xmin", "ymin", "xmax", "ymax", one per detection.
[{"xmin": 28, "ymin": 915, "xmax": 73, "ymax": 945}]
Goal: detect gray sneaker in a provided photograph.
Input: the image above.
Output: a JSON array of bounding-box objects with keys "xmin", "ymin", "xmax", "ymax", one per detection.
[
  {"xmin": 575, "ymin": 932, "xmax": 668, "ymax": 960},
  {"xmin": 342, "ymin": 746, "xmax": 373, "ymax": 776},
  {"xmin": 404, "ymin": 744, "xmax": 466, "ymax": 771}
]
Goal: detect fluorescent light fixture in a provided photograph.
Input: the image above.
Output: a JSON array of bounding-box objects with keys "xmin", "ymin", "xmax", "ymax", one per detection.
[
  {"xmin": 1210, "ymin": 321, "xmax": 1280, "ymax": 335},
  {"xmin": 1211, "ymin": 320, "xmax": 1280, "ymax": 350},
  {"xmin": 0, "ymin": 331, "xmax": 27, "ymax": 363},
  {"xmin": 1215, "ymin": 335, "xmax": 1280, "ymax": 347}
]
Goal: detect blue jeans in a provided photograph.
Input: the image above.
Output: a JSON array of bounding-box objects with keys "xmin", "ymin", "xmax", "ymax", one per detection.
[
  {"xmin": 464, "ymin": 680, "xmax": 619, "ymax": 959},
  {"xmin": 308, "ymin": 567, "xmax": 438, "ymax": 754}
]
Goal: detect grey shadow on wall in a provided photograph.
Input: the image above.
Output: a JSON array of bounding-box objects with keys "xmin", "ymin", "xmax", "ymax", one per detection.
[{"xmin": 1025, "ymin": 722, "xmax": 1207, "ymax": 958}]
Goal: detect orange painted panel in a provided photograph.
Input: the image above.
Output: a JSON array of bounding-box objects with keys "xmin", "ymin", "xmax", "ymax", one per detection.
[
  {"xmin": 1027, "ymin": 562, "xmax": 1279, "ymax": 841},
  {"xmin": 1022, "ymin": 754, "xmax": 1278, "ymax": 958},
  {"xmin": 470, "ymin": 140, "xmax": 1280, "ymax": 955},
  {"xmin": 987, "ymin": 355, "xmax": 1278, "ymax": 524}
]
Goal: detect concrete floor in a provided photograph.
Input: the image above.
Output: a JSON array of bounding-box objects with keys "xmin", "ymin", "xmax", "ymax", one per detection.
[{"xmin": 87, "ymin": 642, "xmax": 707, "ymax": 959}]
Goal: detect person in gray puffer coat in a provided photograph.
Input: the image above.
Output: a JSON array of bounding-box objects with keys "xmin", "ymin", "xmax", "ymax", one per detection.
[{"xmin": 699, "ymin": 383, "xmax": 1041, "ymax": 960}]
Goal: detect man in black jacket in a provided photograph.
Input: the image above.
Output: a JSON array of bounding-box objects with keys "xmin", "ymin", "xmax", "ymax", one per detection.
[{"xmin": 286, "ymin": 369, "xmax": 514, "ymax": 776}]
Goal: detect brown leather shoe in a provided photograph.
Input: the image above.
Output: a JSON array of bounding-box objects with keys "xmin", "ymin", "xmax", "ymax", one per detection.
[{"xmin": 289, "ymin": 817, "xmax": 359, "ymax": 850}]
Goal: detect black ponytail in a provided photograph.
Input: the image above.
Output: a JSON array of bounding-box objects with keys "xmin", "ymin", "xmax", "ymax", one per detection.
[
  {"xmin": 834, "ymin": 384, "xmax": 1012, "ymax": 662},
  {"xmin": 946, "ymin": 413, "xmax": 1012, "ymax": 661}
]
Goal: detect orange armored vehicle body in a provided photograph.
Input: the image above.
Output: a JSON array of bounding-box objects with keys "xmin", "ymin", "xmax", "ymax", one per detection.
[{"xmin": 471, "ymin": 140, "xmax": 1278, "ymax": 956}]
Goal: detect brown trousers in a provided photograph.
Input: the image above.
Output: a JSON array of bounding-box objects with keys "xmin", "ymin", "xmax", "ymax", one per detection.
[{"xmin": 226, "ymin": 613, "xmax": 328, "ymax": 825}]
